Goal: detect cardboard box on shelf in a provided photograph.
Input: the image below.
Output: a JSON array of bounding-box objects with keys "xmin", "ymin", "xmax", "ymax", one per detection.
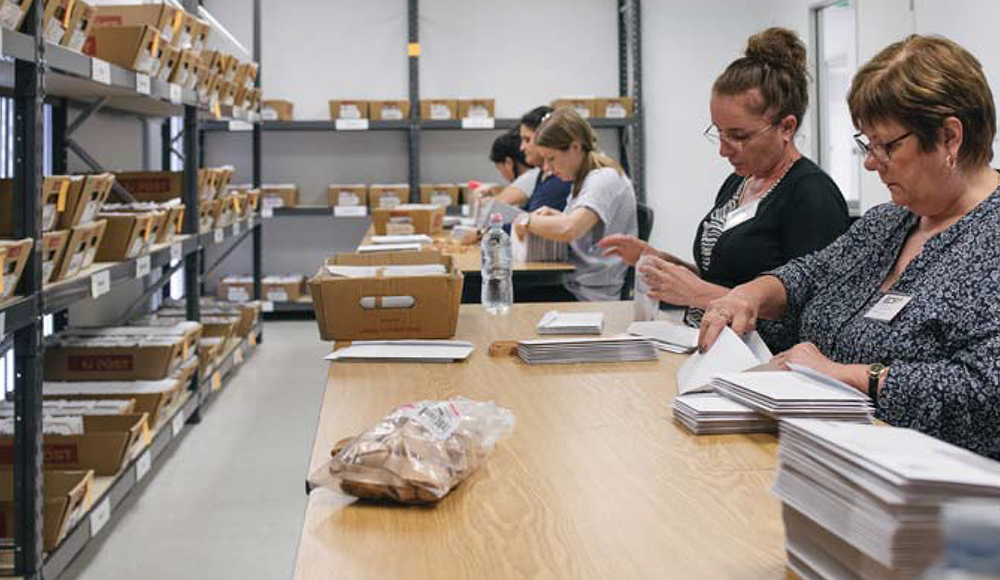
[
  {"xmin": 158, "ymin": 205, "xmax": 184, "ymax": 243},
  {"xmin": 197, "ymin": 337, "xmax": 223, "ymax": 377},
  {"xmin": 60, "ymin": 173, "xmax": 114, "ymax": 229},
  {"xmin": 218, "ymin": 80, "xmax": 237, "ymax": 107},
  {"xmin": 0, "ymin": 238, "xmax": 32, "ymax": 301},
  {"xmin": 114, "ymin": 171, "xmax": 182, "ymax": 203},
  {"xmin": 60, "ymin": 0, "xmax": 94, "ymax": 52},
  {"xmin": 551, "ymin": 98, "xmax": 597, "ymax": 119},
  {"xmin": 177, "ymin": 9, "xmax": 196, "ymax": 50},
  {"xmin": 94, "ymin": 212, "xmax": 155, "ymax": 262},
  {"xmin": 260, "ymin": 184, "xmax": 298, "ymax": 209},
  {"xmin": 0, "ymin": 177, "xmax": 66, "ymax": 236},
  {"xmin": 247, "ymin": 88, "xmax": 262, "ymax": 112},
  {"xmin": 153, "ymin": 41, "xmax": 180, "ymax": 82},
  {"xmin": 41, "ymin": 230, "xmax": 70, "ymax": 285},
  {"xmin": 217, "ymin": 275, "xmax": 253, "ymax": 303},
  {"xmin": 199, "ymin": 199, "xmax": 221, "ymax": 232},
  {"xmin": 327, "ymin": 184, "xmax": 368, "ymax": 207},
  {"xmin": 212, "ymin": 195, "xmax": 237, "ymax": 228},
  {"xmin": 593, "ymin": 97, "xmax": 634, "ymax": 119},
  {"xmin": 157, "ymin": 297, "xmax": 260, "ymax": 338},
  {"xmin": 191, "ymin": 16, "xmax": 209, "ymax": 54},
  {"xmin": 367, "ymin": 184, "xmax": 410, "ymax": 210},
  {"xmin": 52, "ymin": 220, "xmax": 106, "ymax": 282},
  {"xmin": 371, "ymin": 204, "xmax": 445, "ymax": 236},
  {"xmin": 43, "ymin": 377, "xmax": 184, "ymax": 430},
  {"xmin": 93, "ymin": 3, "xmax": 182, "ymax": 46},
  {"xmin": 419, "ymin": 184, "xmax": 460, "ymax": 207},
  {"xmin": 309, "ymin": 251, "xmax": 464, "ymax": 341},
  {"xmin": 328, "ymin": 100, "xmax": 369, "ymax": 121},
  {"xmin": 84, "ymin": 25, "xmax": 161, "ymax": 75},
  {"xmin": 457, "ymin": 98, "xmax": 496, "ymax": 119},
  {"xmin": 246, "ymin": 189, "xmax": 260, "ymax": 213},
  {"xmin": 41, "ymin": 0, "xmax": 73, "ymax": 46},
  {"xmin": 261, "ymin": 99, "xmax": 293, "ymax": 121},
  {"xmin": 0, "ymin": 0, "xmax": 35, "ymax": 32},
  {"xmin": 369, "ymin": 100, "xmax": 410, "ymax": 121},
  {"xmin": 233, "ymin": 62, "xmax": 257, "ymax": 90},
  {"xmin": 0, "ymin": 414, "xmax": 148, "ymax": 475},
  {"xmin": 419, "ymin": 99, "xmax": 458, "ymax": 120},
  {"xmin": 262, "ymin": 275, "xmax": 305, "ymax": 303},
  {"xmin": 232, "ymin": 85, "xmax": 250, "ymax": 109},
  {"xmin": 0, "ymin": 469, "xmax": 94, "ymax": 552},
  {"xmin": 169, "ymin": 48, "xmax": 197, "ymax": 87}
]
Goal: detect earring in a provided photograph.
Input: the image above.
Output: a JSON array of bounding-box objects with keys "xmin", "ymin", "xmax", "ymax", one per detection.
[{"xmin": 947, "ymin": 154, "xmax": 956, "ymax": 170}]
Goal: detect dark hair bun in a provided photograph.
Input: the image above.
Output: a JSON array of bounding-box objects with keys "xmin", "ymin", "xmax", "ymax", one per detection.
[{"xmin": 746, "ymin": 27, "xmax": 806, "ymax": 76}]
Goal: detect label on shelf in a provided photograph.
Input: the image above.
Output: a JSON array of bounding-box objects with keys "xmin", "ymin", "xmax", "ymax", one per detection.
[
  {"xmin": 135, "ymin": 73, "xmax": 151, "ymax": 95},
  {"xmin": 171, "ymin": 410, "xmax": 185, "ymax": 437},
  {"xmin": 213, "ymin": 228, "xmax": 224, "ymax": 244},
  {"xmin": 90, "ymin": 498, "xmax": 112, "ymax": 536},
  {"xmin": 170, "ymin": 242, "xmax": 183, "ymax": 262},
  {"xmin": 229, "ymin": 120, "xmax": 253, "ymax": 131},
  {"xmin": 233, "ymin": 106, "xmax": 245, "ymax": 119},
  {"xmin": 461, "ymin": 117, "xmax": 496, "ymax": 129},
  {"xmin": 135, "ymin": 255, "xmax": 151, "ymax": 278},
  {"xmin": 261, "ymin": 207, "xmax": 273, "ymax": 219},
  {"xmin": 233, "ymin": 221, "xmax": 242, "ymax": 236},
  {"xmin": 90, "ymin": 270, "xmax": 111, "ymax": 298},
  {"xmin": 169, "ymin": 83, "xmax": 183, "ymax": 104},
  {"xmin": 212, "ymin": 371, "xmax": 222, "ymax": 391},
  {"xmin": 136, "ymin": 450, "xmax": 152, "ymax": 482},
  {"xmin": 335, "ymin": 119, "xmax": 369, "ymax": 131},
  {"xmin": 234, "ymin": 348, "xmax": 244, "ymax": 366},
  {"xmin": 261, "ymin": 301, "xmax": 274, "ymax": 313},
  {"xmin": 91, "ymin": 58, "xmax": 112, "ymax": 85},
  {"xmin": 334, "ymin": 206, "xmax": 367, "ymax": 217}
]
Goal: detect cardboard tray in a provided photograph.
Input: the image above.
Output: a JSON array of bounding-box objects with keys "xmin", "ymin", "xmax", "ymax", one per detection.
[
  {"xmin": 0, "ymin": 414, "xmax": 148, "ymax": 476},
  {"xmin": 43, "ymin": 376, "xmax": 185, "ymax": 430},
  {"xmin": 0, "ymin": 469, "xmax": 94, "ymax": 552},
  {"xmin": 0, "ymin": 238, "xmax": 32, "ymax": 301}
]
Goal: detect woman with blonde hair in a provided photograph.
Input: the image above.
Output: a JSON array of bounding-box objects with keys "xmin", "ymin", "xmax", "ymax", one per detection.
[{"xmin": 513, "ymin": 107, "xmax": 638, "ymax": 301}]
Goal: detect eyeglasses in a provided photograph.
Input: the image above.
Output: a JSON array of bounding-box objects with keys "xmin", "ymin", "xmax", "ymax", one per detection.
[
  {"xmin": 703, "ymin": 123, "xmax": 776, "ymax": 148},
  {"xmin": 853, "ymin": 131, "xmax": 913, "ymax": 163}
]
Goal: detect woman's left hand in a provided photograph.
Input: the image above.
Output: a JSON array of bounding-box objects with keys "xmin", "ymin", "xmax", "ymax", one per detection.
[
  {"xmin": 638, "ymin": 255, "xmax": 705, "ymax": 306},
  {"xmin": 771, "ymin": 342, "xmax": 845, "ymax": 380}
]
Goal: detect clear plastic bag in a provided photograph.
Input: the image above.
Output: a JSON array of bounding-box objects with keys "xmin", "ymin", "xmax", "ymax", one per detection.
[{"xmin": 308, "ymin": 397, "xmax": 515, "ymax": 504}]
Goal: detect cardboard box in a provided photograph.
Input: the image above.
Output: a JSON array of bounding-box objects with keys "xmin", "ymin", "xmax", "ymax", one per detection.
[
  {"xmin": 191, "ymin": 17, "xmax": 209, "ymax": 54},
  {"xmin": 52, "ymin": 220, "xmax": 106, "ymax": 281},
  {"xmin": 0, "ymin": 414, "xmax": 148, "ymax": 475},
  {"xmin": 371, "ymin": 204, "xmax": 445, "ymax": 236},
  {"xmin": 197, "ymin": 337, "xmax": 223, "ymax": 377},
  {"xmin": 41, "ymin": 229, "xmax": 70, "ymax": 284},
  {"xmin": 158, "ymin": 205, "xmax": 184, "ymax": 243},
  {"xmin": 309, "ymin": 251, "xmax": 464, "ymax": 341},
  {"xmin": 41, "ymin": 0, "xmax": 73, "ymax": 46},
  {"xmin": 369, "ymin": 100, "xmax": 410, "ymax": 121},
  {"xmin": 169, "ymin": 48, "xmax": 197, "ymax": 86},
  {"xmin": 261, "ymin": 99, "xmax": 293, "ymax": 121},
  {"xmin": 93, "ymin": 3, "xmax": 182, "ymax": 46},
  {"xmin": 43, "ymin": 377, "xmax": 184, "ymax": 430},
  {"xmin": 0, "ymin": 469, "xmax": 94, "ymax": 551},
  {"xmin": 262, "ymin": 275, "xmax": 305, "ymax": 303},
  {"xmin": 328, "ymin": 100, "xmax": 369, "ymax": 121},
  {"xmin": 233, "ymin": 62, "xmax": 258, "ymax": 90},
  {"xmin": 0, "ymin": 177, "xmax": 66, "ymax": 235},
  {"xmin": 457, "ymin": 98, "xmax": 496, "ymax": 119},
  {"xmin": 551, "ymin": 98, "xmax": 597, "ymax": 119},
  {"xmin": 177, "ymin": 9, "xmax": 197, "ymax": 50},
  {"xmin": 0, "ymin": 238, "xmax": 32, "ymax": 301},
  {"xmin": 60, "ymin": 0, "xmax": 94, "ymax": 52},
  {"xmin": 327, "ymin": 184, "xmax": 368, "ymax": 207},
  {"xmin": 84, "ymin": 25, "xmax": 161, "ymax": 75},
  {"xmin": 60, "ymin": 173, "xmax": 113, "ymax": 229},
  {"xmin": 114, "ymin": 171, "xmax": 182, "ymax": 203},
  {"xmin": 368, "ymin": 184, "xmax": 410, "ymax": 209},
  {"xmin": 199, "ymin": 199, "xmax": 221, "ymax": 232},
  {"xmin": 246, "ymin": 189, "xmax": 260, "ymax": 213},
  {"xmin": 153, "ymin": 41, "xmax": 180, "ymax": 82},
  {"xmin": 419, "ymin": 184, "xmax": 460, "ymax": 207},
  {"xmin": 217, "ymin": 275, "xmax": 253, "ymax": 303},
  {"xmin": 260, "ymin": 184, "xmax": 298, "ymax": 209},
  {"xmin": 0, "ymin": 0, "xmax": 35, "ymax": 32},
  {"xmin": 94, "ymin": 212, "xmax": 155, "ymax": 262},
  {"xmin": 419, "ymin": 99, "xmax": 458, "ymax": 120},
  {"xmin": 248, "ymin": 88, "xmax": 262, "ymax": 112},
  {"xmin": 212, "ymin": 194, "xmax": 236, "ymax": 228},
  {"xmin": 218, "ymin": 80, "xmax": 237, "ymax": 106},
  {"xmin": 594, "ymin": 97, "xmax": 634, "ymax": 118}
]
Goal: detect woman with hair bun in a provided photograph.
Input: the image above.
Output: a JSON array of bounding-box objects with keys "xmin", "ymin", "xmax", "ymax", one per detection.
[{"xmin": 600, "ymin": 27, "xmax": 850, "ymax": 349}]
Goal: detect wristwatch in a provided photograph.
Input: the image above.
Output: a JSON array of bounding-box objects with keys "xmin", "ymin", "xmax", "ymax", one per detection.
[{"xmin": 867, "ymin": 363, "xmax": 888, "ymax": 405}]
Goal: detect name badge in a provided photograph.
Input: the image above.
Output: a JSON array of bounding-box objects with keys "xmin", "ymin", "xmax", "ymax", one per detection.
[
  {"xmin": 722, "ymin": 199, "xmax": 760, "ymax": 232},
  {"xmin": 864, "ymin": 293, "xmax": 912, "ymax": 322}
]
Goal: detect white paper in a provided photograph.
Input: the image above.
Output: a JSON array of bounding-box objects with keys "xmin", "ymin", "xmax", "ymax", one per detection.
[
  {"xmin": 90, "ymin": 270, "xmax": 111, "ymax": 298},
  {"xmin": 675, "ymin": 327, "xmax": 765, "ymax": 395},
  {"xmin": 627, "ymin": 320, "xmax": 699, "ymax": 349},
  {"xmin": 537, "ymin": 310, "xmax": 604, "ymax": 334},
  {"xmin": 369, "ymin": 234, "xmax": 432, "ymax": 245},
  {"xmin": 356, "ymin": 243, "xmax": 422, "ymax": 253},
  {"xmin": 325, "ymin": 340, "xmax": 474, "ymax": 363}
]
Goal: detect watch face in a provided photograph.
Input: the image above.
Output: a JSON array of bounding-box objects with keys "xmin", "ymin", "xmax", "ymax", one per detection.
[{"xmin": 869, "ymin": 363, "xmax": 885, "ymax": 377}]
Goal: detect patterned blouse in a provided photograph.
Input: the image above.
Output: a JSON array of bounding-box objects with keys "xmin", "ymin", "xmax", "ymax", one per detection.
[{"xmin": 768, "ymin": 186, "xmax": 1000, "ymax": 460}]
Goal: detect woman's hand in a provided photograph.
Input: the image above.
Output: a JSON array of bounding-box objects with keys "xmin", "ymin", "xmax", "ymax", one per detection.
[
  {"xmin": 770, "ymin": 342, "xmax": 846, "ymax": 381},
  {"xmin": 474, "ymin": 184, "xmax": 498, "ymax": 201},
  {"xmin": 597, "ymin": 234, "xmax": 650, "ymax": 266},
  {"xmin": 637, "ymin": 255, "xmax": 706, "ymax": 307},
  {"xmin": 698, "ymin": 289, "xmax": 759, "ymax": 352}
]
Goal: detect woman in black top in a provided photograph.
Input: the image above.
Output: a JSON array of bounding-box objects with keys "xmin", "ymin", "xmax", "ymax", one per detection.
[{"xmin": 599, "ymin": 28, "xmax": 850, "ymax": 349}]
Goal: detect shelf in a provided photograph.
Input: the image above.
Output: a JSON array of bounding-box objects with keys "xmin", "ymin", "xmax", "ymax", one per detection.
[
  {"xmin": 200, "ymin": 117, "xmax": 636, "ymax": 132},
  {"xmin": 0, "ymin": 295, "xmax": 37, "ymax": 335},
  {"xmin": 196, "ymin": 323, "xmax": 262, "ymax": 409}
]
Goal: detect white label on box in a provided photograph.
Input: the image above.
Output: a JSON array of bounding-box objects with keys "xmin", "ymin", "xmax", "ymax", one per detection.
[
  {"xmin": 43, "ymin": 20, "xmax": 64, "ymax": 44},
  {"xmin": 179, "ymin": 31, "xmax": 192, "ymax": 49},
  {"xmin": 68, "ymin": 252, "xmax": 84, "ymax": 276},
  {"xmin": 340, "ymin": 104, "xmax": 361, "ymax": 119},
  {"xmin": 169, "ymin": 83, "xmax": 183, "ymax": 105},
  {"xmin": 90, "ymin": 498, "xmax": 111, "ymax": 536},
  {"xmin": 137, "ymin": 52, "xmax": 155, "ymax": 74},
  {"xmin": 135, "ymin": 255, "xmax": 151, "ymax": 278},
  {"xmin": 160, "ymin": 25, "xmax": 173, "ymax": 43},
  {"xmin": 213, "ymin": 228, "xmax": 224, "ymax": 244},
  {"xmin": 233, "ymin": 221, "xmax": 242, "ymax": 236},
  {"xmin": 261, "ymin": 109, "xmax": 278, "ymax": 121},
  {"xmin": 606, "ymin": 103, "xmax": 628, "ymax": 119},
  {"xmin": 229, "ymin": 120, "xmax": 253, "ymax": 131},
  {"xmin": 127, "ymin": 237, "xmax": 143, "ymax": 258},
  {"xmin": 378, "ymin": 196, "xmax": 400, "ymax": 209},
  {"xmin": 69, "ymin": 30, "xmax": 87, "ymax": 52},
  {"xmin": 0, "ymin": 312, "xmax": 5, "ymax": 337},
  {"xmin": 42, "ymin": 205, "xmax": 56, "ymax": 230},
  {"xmin": 261, "ymin": 300, "xmax": 274, "ymax": 312},
  {"xmin": 90, "ymin": 270, "xmax": 111, "ymax": 298},
  {"xmin": 467, "ymin": 104, "xmax": 490, "ymax": 119},
  {"xmin": 42, "ymin": 261, "xmax": 54, "ymax": 283},
  {"xmin": 381, "ymin": 107, "xmax": 404, "ymax": 121},
  {"xmin": 135, "ymin": 73, "xmax": 151, "ymax": 95},
  {"xmin": 81, "ymin": 200, "xmax": 100, "ymax": 223},
  {"xmin": 91, "ymin": 58, "xmax": 111, "ymax": 85},
  {"xmin": 261, "ymin": 207, "xmax": 273, "ymax": 219},
  {"xmin": 461, "ymin": 117, "xmax": 495, "ymax": 129},
  {"xmin": 266, "ymin": 290, "xmax": 288, "ymax": 302},
  {"xmin": 0, "ymin": 3, "xmax": 23, "ymax": 30},
  {"xmin": 430, "ymin": 194, "xmax": 452, "ymax": 207},
  {"xmin": 335, "ymin": 118, "xmax": 369, "ymax": 131},
  {"xmin": 386, "ymin": 222, "xmax": 415, "ymax": 236},
  {"xmin": 262, "ymin": 196, "xmax": 284, "ymax": 209},
  {"xmin": 338, "ymin": 192, "xmax": 359, "ymax": 206},
  {"xmin": 171, "ymin": 410, "xmax": 185, "ymax": 437},
  {"xmin": 334, "ymin": 206, "xmax": 367, "ymax": 217},
  {"xmin": 135, "ymin": 450, "xmax": 152, "ymax": 482},
  {"xmin": 171, "ymin": 243, "xmax": 183, "ymax": 262},
  {"xmin": 573, "ymin": 105, "xmax": 591, "ymax": 119},
  {"xmin": 430, "ymin": 104, "xmax": 451, "ymax": 119},
  {"xmin": 228, "ymin": 287, "xmax": 250, "ymax": 302}
]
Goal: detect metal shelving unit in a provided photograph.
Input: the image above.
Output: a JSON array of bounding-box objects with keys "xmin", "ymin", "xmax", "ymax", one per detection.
[{"xmin": 3, "ymin": 0, "xmax": 264, "ymax": 577}]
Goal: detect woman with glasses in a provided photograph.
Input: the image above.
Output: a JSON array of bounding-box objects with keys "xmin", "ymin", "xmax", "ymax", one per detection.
[
  {"xmin": 599, "ymin": 27, "xmax": 850, "ymax": 349},
  {"xmin": 699, "ymin": 35, "xmax": 1000, "ymax": 460}
]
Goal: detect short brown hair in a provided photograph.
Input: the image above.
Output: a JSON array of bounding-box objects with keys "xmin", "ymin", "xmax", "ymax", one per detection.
[
  {"xmin": 848, "ymin": 34, "xmax": 996, "ymax": 168},
  {"xmin": 713, "ymin": 27, "xmax": 809, "ymax": 129},
  {"xmin": 534, "ymin": 107, "xmax": 623, "ymax": 196}
]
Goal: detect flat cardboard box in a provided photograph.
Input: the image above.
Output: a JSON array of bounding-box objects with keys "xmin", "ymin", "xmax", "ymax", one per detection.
[
  {"xmin": 93, "ymin": 3, "xmax": 182, "ymax": 46},
  {"xmin": 262, "ymin": 99, "xmax": 293, "ymax": 121},
  {"xmin": 44, "ymin": 327, "xmax": 194, "ymax": 382},
  {"xmin": 60, "ymin": 173, "xmax": 113, "ymax": 229},
  {"xmin": 0, "ymin": 414, "xmax": 148, "ymax": 476},
  {"xmin": 369, "ymin": 100, "xmax": 411, "ymax": 121},
  {"xmin": 328, "ymin": 100, "xmax": 369, "ymax": 120},
  {"xmin": 153, "ymin": 41, "xmax": 180, "ymax": 82},
  {"xmin": 457, "ymin": 99, "xmax": 496, "ymax": 119},
  {"xmin": 368, "ymin": 184, "xmax": 410, "ymax": 209},
  {"xmin": 327, "ymin": 184, "xmax": 368, "ymax": 207},
  {"xmin": 260, "ymin": 184, "xmax": 298, "ymax": 208},
  {"xmin": 94, "ymin": 212, "xmax": 155, "ymax": 262},
  {"xmin": 43, "ymin": 377, "xmax": 184, "ymax": 430},
  {"xmin": 419, "ymin": 99, "xmax": 458, "ymax": 120},
  {"xmin": 419, "ymin": 184, "xmax": 460, "ymax": 207},
  {"xmin": 551, "ymin": 98, "xmax": 597, "ymax": 119},
  {"xmin": 593, "ymin": 97, "xmax": 634, "ymax": 118},
  {"xmin": 84, "ymin": 25, "xmax": 161, "ymax": 75},
  {"xmin": 217, "ymin": 276, "xmax": 253, "ymax": 303},
  {"xmin": 309, "ymin": 251, "xmax": 464, "ymax": 341},
  {"xmin": 0, "ymin": 238, "xmax": 32, "ymax": 301},
  {"xmin": 52, "ymin": 220, "xmax": 106, "ymax": 281},
  {"xmin": 0, "ymin": 469, "xmax": 94, "ymax": 552},
  {"xmin": 371, "ymin": 204, "xmax": 445, "ymax": 236},
  {"xmin": 0, "ymin": 177, "xmax": 67, "ymax": 235},
  {"xmin": 41, "ymin": 229, "xmax": 70, "ymax": 284},
  {"xmin": 0, "ymin": 0, "xmax": 36, "ymax": 32},
  {"xmin": 262, "ymin": 275, "xmax": 305, "ymax": 303},
  {"xmin": 41, "ymin": 0, "xmax": 73, "ymax": 46},
  {"xmin": 115, "ymin": 171, "xmax": 182, "ymax": 203}
]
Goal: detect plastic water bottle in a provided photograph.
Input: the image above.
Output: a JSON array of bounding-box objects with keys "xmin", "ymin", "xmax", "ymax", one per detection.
[
  {"xmin": 481, "ymin": 212, "xmax": 513, "ymax": 314},
  {"xmin": 633, "ymin": 254, "xmax": 659, "ymax": 321}
]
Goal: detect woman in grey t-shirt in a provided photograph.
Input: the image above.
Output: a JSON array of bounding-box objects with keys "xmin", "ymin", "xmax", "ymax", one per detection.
[{"xmin": 513, "ymin": 108, "xmax": 638, "ymax": 301}]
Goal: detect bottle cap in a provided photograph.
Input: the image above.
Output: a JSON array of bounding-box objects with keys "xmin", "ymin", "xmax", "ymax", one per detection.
[{"xmin": 489, "ymin": 212, "xmax": 502, "ymax": 225}]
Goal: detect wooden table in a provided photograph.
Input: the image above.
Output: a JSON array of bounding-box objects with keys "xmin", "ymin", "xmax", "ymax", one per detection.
[{"xmin": 294, "ymin": 302, "xmax": 791, "ymax": 580}]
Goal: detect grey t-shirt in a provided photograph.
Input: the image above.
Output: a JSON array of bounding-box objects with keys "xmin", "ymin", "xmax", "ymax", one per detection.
[
  {"xmin": 563, "ymin": 167, "xmax": 638, "ymax": 301},
  {"xmin": 510, "ymin": 167, "xmax": 541, "ymax": 202}
]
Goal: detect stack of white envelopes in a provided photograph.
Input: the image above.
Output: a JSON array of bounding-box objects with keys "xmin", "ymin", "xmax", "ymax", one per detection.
[
  {"xmin": 710, "ymin": 368, "xmax": 873, "ymax": 423},
  {"xmin": 775, "ymin": 419, "xmax": 1000, "ymax": 580},
  {"xmin": 672, "ymin": 393, "xmax": 777, "ymax": 435},
  {"xmin": 536, "ymin": 310, "xmax": 604, "ymax": 335},
  {"xmin": 325, "ymin": 340, "xmax": 474, "ymax": 363},
  {"xmin": 627, "ymin": 320, "xmax": 699, "ymax": 353},
  {"xmin": 517, "ymin": 336, "xmax": 657, "ymax": 364}
]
